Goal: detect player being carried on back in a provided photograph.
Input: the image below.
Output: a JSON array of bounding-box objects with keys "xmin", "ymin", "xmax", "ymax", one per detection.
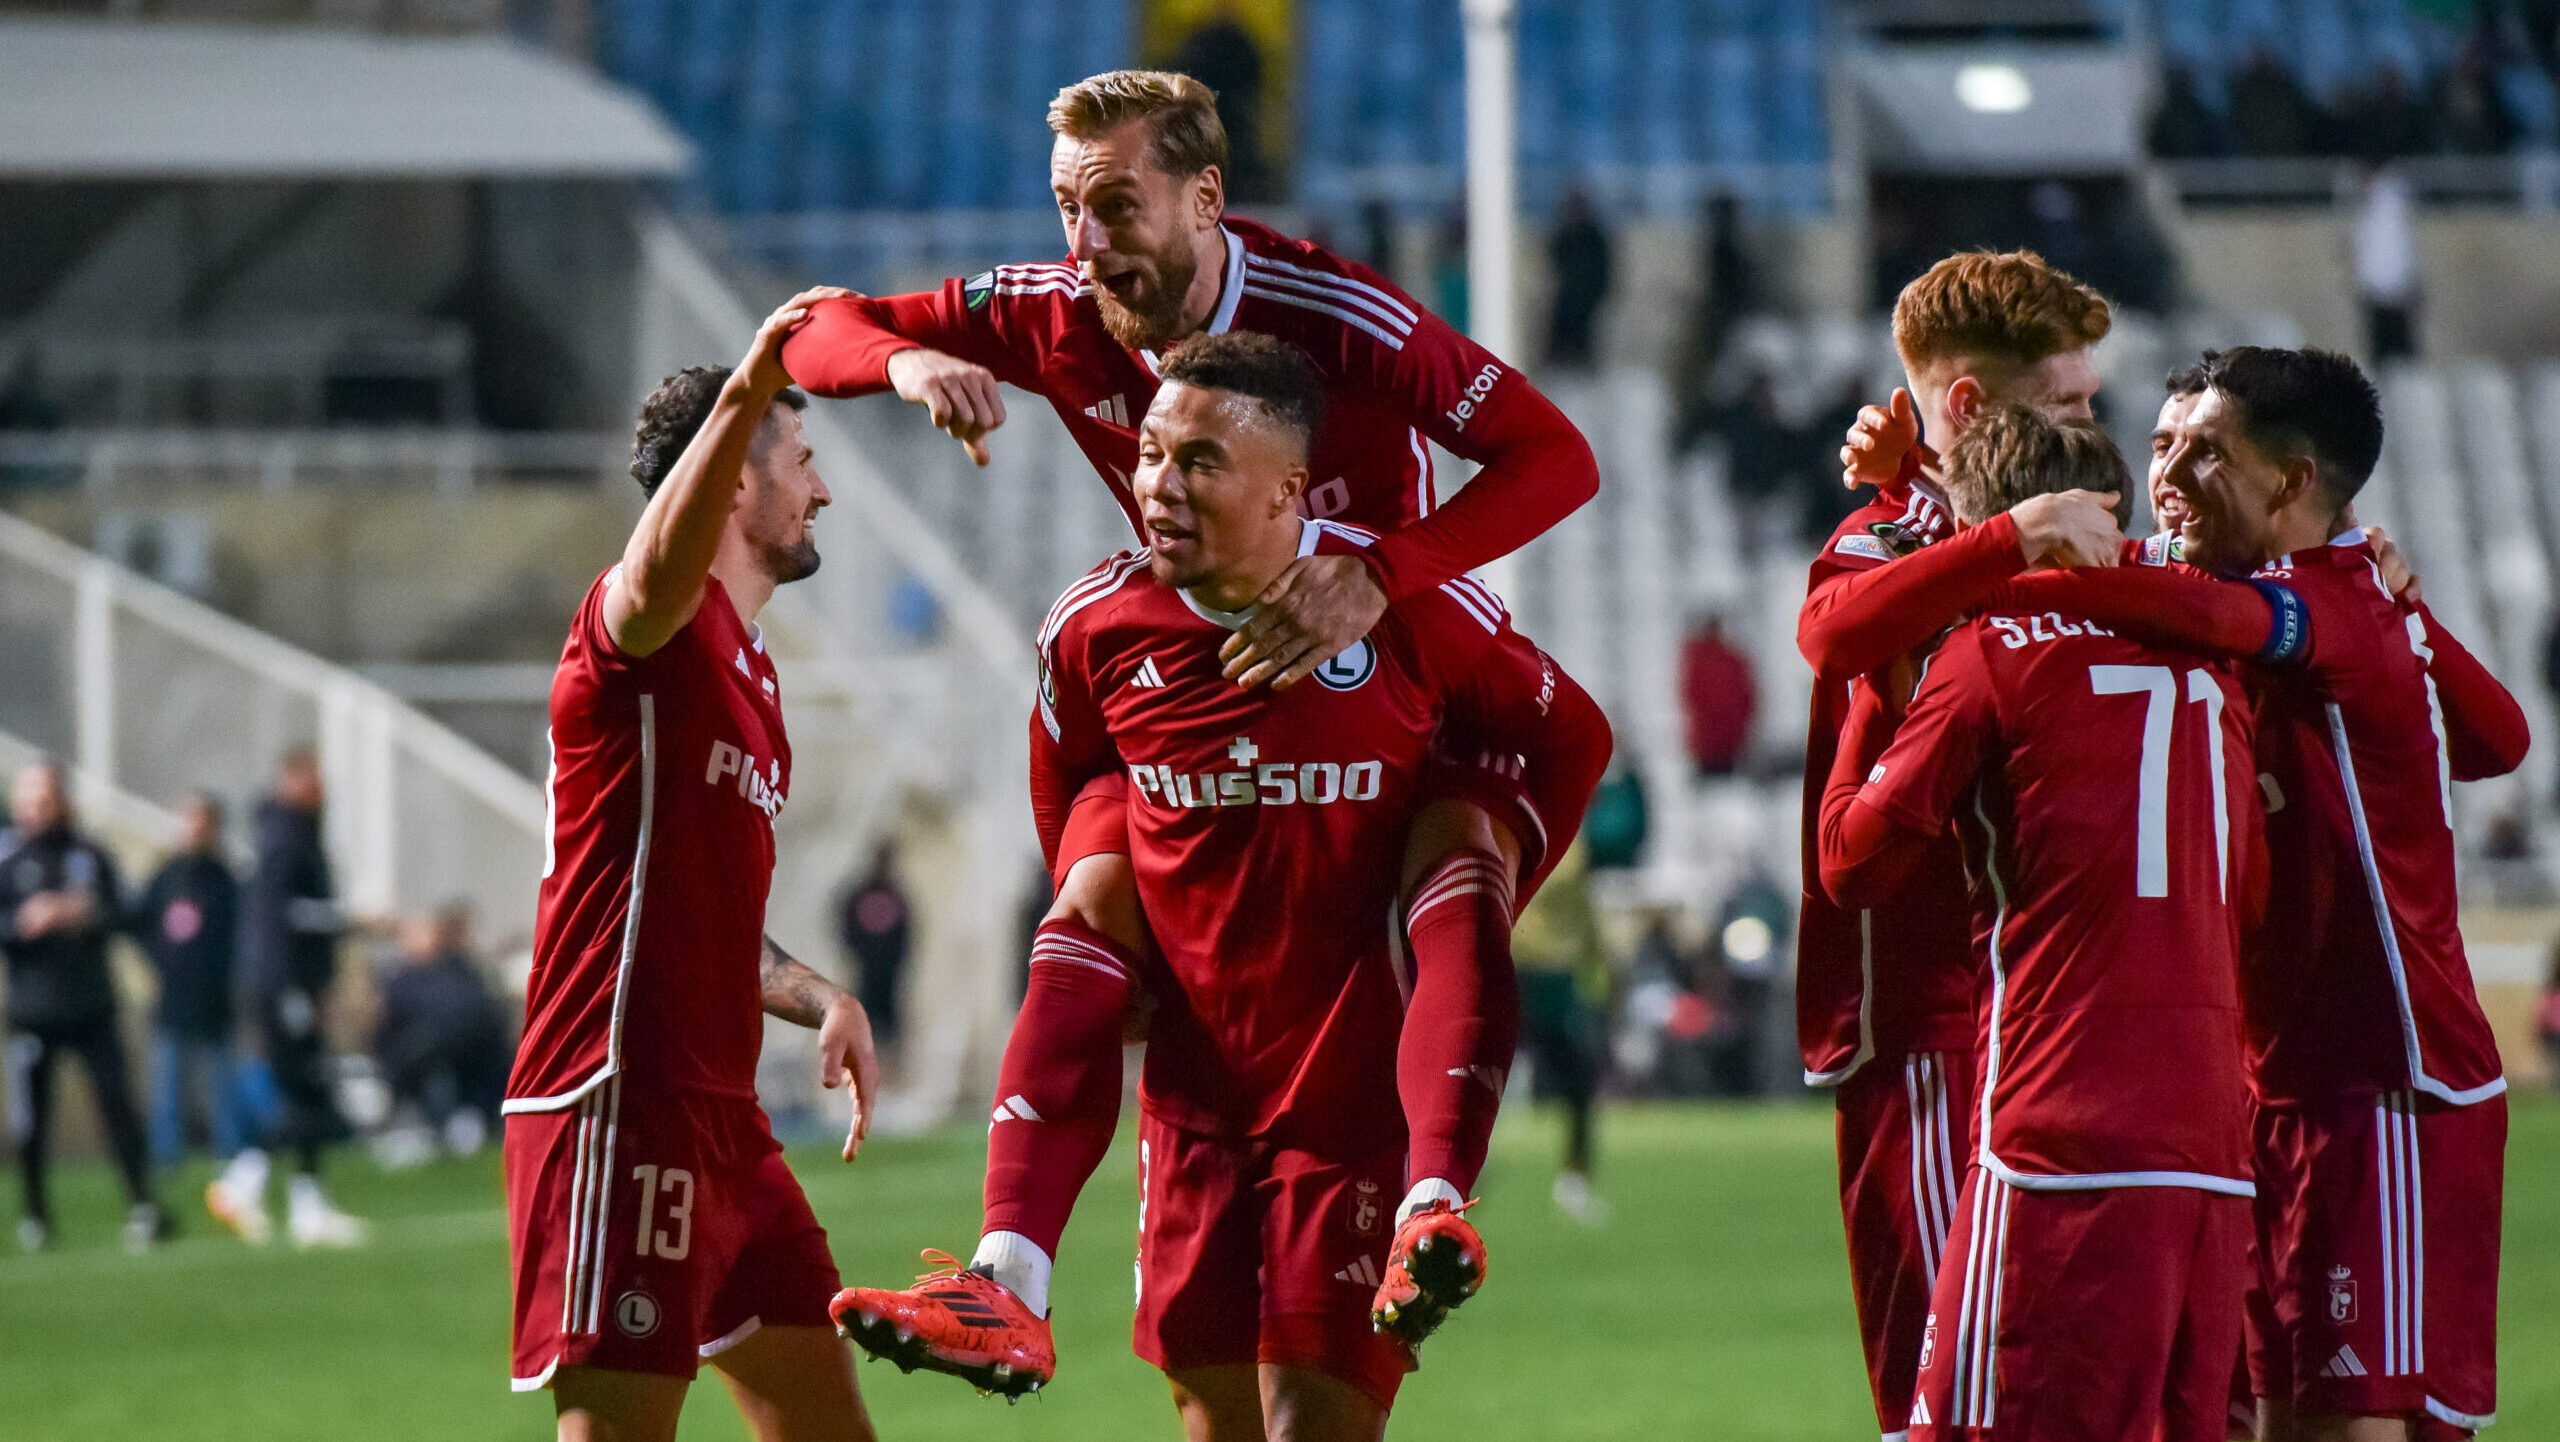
[
  {"xmin": 838, "ymin": 334, "xmax": 1609, "ymax": 1432},
  {"xmin": 504, "ymin": 290, "xmax": 885, "ymax": 1442},
  {"xmin": 785, "ymin": 70, "xmax": 1602, "ymax": 1392}
]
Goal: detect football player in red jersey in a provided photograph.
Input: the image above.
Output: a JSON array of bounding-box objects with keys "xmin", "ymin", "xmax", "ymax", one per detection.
[
  {"xmin": 1823, "ymin": 410, "xmax": 2270, "ymax": 1441},
  {"xmin": 2058, "ymin": 350, "xmax": 2520, "ymax": 1442},
  {"xmin": 1824, "ymin": 353, "xmax": 2527, "ymax": 1442},
  {"xmin": 1789, "ymin": 251, "xmax": 2127, "ymax": 1438},
  {"xmin": 836, "ymin": 334, "xmax": 1609, "ymax": 1433},
  {"xmin": 504, "ymin": 290, "xmax": 885, "ymax": 1442},
  {"xmin": 788, "ymin": 70, "xmax": 1600, "ymax": 1373}
]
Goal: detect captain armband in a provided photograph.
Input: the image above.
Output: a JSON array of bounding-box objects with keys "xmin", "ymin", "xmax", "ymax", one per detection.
[{"xmin": 2248, "ymin": 579, "xmax": 2310, "ymax": 664}]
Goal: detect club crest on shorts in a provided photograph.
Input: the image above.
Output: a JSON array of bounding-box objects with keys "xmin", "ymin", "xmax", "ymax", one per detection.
[
  {"xmin": 615, "ymin": 1290, "xmax": 663, "ymax": 1339},
  {"xmin": 2326, "ymin": 1265, "xmax": 2357, "ymax": 1324},
  {"xmin": 1313, "ymin": 638, "xmax": 1376, "ymax": 692},
  {"xmin": 1348, "ymin": 1178, "xmax": 1385, "ymax": 1237}
]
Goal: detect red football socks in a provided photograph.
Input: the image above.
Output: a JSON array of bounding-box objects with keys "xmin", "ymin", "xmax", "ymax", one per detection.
[
  {"xmin": 979, "ymin": 919, "xmax": 1137, "ymax": 1257},
  {"xmin": 1398, "ymin": 848, "xmax": 1522, "ymax": 1197}
]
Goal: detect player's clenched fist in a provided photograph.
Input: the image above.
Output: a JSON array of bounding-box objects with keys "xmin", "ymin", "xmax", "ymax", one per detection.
[
  {"xmin": 887, "ymin": 346, "xmax": 1008, "ymax": 466},
  {"xmin": 1840, "ymin": 387, "xmax": 1937, "ymax": 490},
  {"xmin": 2010, "ymin": 488, "xmax": 2123, "ymax": 570},
  {"xmin": 748, "ymin": 286, "xmax": 853, "ymax": 394}
]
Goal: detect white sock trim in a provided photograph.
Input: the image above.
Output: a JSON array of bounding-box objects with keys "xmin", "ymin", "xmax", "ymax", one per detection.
[
  {"xmin": 1397, "ymin": 1177, "xmax": 1466, "ymax": 1226},
  {"xmin": 970, "ymin": 1229, "xmax": 1054, "ymax": 1318}
]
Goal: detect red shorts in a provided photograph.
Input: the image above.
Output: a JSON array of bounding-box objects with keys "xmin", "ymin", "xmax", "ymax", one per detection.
[
  {"xmin": 505, "ymin": 1078, "xmax": 840, "ymax": 1389},
  {"xmin": 2249, "ymin": 1090, "xmax": 2504, "ymax": 1437},
  {"xmin": 1052, "ymin": 754, "xmax": 1550, "ymax": 898},
  {"xmin": 1131, "ymin": 1111, "xmax": 1416, "ymax": 1409},
  {"xmin": 1834, "ymin": 1049, "xmax": 1975, "ymax": 1438},
  {"xmin": 1913, "ymin": 1169, "xmax": 2248, "ymax": 1442}
]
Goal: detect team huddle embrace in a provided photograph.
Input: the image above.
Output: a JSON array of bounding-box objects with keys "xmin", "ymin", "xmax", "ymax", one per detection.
[{"xmin": 495, "ymin": 66, "xmax": 2520, "ymax": 1442}]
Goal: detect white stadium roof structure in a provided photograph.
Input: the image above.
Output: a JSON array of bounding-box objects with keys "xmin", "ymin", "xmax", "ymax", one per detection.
[{"xmin": 0, "ymin": 19, "xmax": 691, "ymax": 180}]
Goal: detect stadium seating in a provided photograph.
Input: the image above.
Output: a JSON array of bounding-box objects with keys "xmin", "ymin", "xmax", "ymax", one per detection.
[{"xmin": 597, "ymin": 0, "xmax": 1836, "ymax": 231}]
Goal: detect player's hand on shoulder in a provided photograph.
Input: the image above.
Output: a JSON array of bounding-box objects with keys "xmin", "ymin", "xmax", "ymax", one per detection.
[
  {"xmin": 1220, "ymin": 553, "xmax": 1390, "ymax": 690},
  {"xmin": 1840, "ymin": 387, "xmax": 1934, "ymax": 490},
  {"xmin": 2010, "ymin": 488, "xmax": 2123, "ymax": 570},
  {"xmin": 886, "ymin": 347, "xmax": 1006, "ymax": 466},
  {"xmin": 747, "ymin": 286, "xmax": 851, "ymax": 394},
  {"xmin": 2361, "ymin": 522, "xmax": 2424, "ymax": 605}
]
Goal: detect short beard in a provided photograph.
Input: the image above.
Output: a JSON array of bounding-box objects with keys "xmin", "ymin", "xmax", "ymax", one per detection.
[
  {"xmin": 1094, "ymin": 244, "xmax": 1200, "ymax": 351},
  {"xmin": 762, "ymin": 537, "xmax": 822, "ymax": 585}
]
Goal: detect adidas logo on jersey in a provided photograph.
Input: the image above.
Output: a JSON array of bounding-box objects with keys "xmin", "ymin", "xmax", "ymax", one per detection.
[
  {"xmin": 989, "ymin": 1094, "xmax": 1044, "ymax": 1126},
  {"xmin": 1129, "ymin": 656, "xmax": 1168, "ymax": 689},
  {"xmin": 1083, "ymin": 394, "xmax": 1131, "ymax": 427},
  {"xmin": 2318, "ymin": 1345, "xmax": 2368, "ymax": 1379},
  {"xmin": 1334, "ymin": 1255, "xmax": 1381, "ymax": 1288}
]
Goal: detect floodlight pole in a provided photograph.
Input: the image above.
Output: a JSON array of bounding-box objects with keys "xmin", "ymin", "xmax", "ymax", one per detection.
[{"xmin": 1461, "ymin": 0, "xmax": 1524, "ymax": 597}]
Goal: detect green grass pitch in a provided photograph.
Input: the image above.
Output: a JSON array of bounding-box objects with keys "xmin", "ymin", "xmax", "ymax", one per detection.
[{"xmin": 4, "ymin": 1097, "xmax": 2553, "ymax": 1439}]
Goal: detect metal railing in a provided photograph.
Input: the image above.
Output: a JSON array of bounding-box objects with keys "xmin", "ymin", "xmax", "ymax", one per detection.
[
  {"xmin": 0, "ymin": 428, "xmax": 626, "ymax": 495},
  {"xmin": 0, "ymin": 507, "xmax": 544, "ymax": 934}
]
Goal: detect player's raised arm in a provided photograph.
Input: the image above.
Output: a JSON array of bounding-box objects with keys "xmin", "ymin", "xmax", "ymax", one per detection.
[
  {"xmin": 1818, "ymin": 631, "xmax": 1997, "ymax": 910},
  {"xmin": 783, "ymin": 285, "xmax": 1021, "ymax": 466},
  {"xmin": 759, "ymin": 934, "xmax": 880, "ymax": 1161},
  {"xmin": 607, "ymin": 287, "xmax": 844, "ymax": 656}
]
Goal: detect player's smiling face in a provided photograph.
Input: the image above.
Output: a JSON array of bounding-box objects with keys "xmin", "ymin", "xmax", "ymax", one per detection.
[
  {"xmin": 2159, "ymin": 387, "xmax": 2287, "ymax": 577},
  {"xmin": 2148, "ymin": 389, "xmax": 2200, "ymax": 535},
  {"xmin": 1052, "ymin": 121, "xmax": 1223, "ymax": 350},
  {"xmin": 1134, "ymin": 382, "xmax": 1307, "ymax": 602},
  {"xmin": 740, "ymin": 406, "xmax": 829, "ymax": 584}
]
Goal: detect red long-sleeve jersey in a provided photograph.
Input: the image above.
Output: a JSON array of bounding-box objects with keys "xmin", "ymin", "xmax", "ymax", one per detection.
[
  {"xmin": 1026, "ymin": 521, "xmax": 1611, "ymax": 1142},
  {"xmin": 781, "ymin": 217, "xmax": 1598, "ymax": 601},
  {"xmin": 1794, "ymin": 479, "xmax": 1982, "ymax": 1086},
  {"xmin": 2001, "ymin": 534, "xmax": 2525, "ymax": 1107}
]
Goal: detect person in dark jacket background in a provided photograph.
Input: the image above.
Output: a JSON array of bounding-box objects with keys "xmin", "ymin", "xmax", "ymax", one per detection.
[
  {"xmin": 836, "ymin": 840, "xmax": 913, "ymax": 1053},
  {"xmin": 375, "ymin": 902, "xmax": 508, "ymax": 1157},
  {"xmin": 206, "ymin": 750, "xmax": 364, "ymax": 1249},
  {"xmin": 135, "ymin": 792, "xmax": 243, "ymax": 1164},
  {"xmin": 1, "ymin": 761, "xmax": 163, "ymax": 1252}
]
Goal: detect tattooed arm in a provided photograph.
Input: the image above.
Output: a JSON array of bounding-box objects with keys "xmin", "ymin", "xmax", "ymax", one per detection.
[{"xmin": 761, "ymin": 934, "xmax": 881, "ymax": 1161}]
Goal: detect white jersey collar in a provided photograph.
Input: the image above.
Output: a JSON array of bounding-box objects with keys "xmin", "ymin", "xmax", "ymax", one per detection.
[{"xmin": 1175, "ymin": 518, "xmax": 1313, "ymax": 629}]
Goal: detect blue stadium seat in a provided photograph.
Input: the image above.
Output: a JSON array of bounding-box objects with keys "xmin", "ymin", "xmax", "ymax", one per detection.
[{"xmin": 798, "ymin": 0, "xmax": 871, "ymax": 211}]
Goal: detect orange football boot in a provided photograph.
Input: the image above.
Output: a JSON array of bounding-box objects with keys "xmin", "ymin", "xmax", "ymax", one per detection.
[
  {"xmin": 831, "ymin": 1249, "xmax": 1055, "ymax": 1399},
  {"xmin": 1370, "ymin": 1199, "xmax": 1487, "ymax": 1348}
]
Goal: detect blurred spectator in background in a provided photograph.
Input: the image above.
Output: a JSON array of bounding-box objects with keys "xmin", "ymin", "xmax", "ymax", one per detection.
[
  {"xmin": 136, "ymin": 792, "xmax": 242, "ymax": 1164},
  {"xmin": 1674, "ymin": 192, "xmax": 1755, "ymax": 448},
  {"xmin": 1510, "ymin": 840, "xmax": 1609, "ymax": 1225},
  {"xmin": 2438, "ymin": 33, "xmax": 2521, "ymax": 155},
  {"xmin": 837, "ymin": 841, "xmax": 913, "ymax": 1052},
  {"xmin": 1545, "ymin": 187, "xmax": 1614, "ymax": 370},
  {"xmin": 375, "ymin": 904, "xmax": 508, "ymax": 1160},
  {"xmin": 2342, "ymin": 65, "xmax": 2437, "ymax": 160},
  {"xmin": 2228, "ymin": 46, "xmax": 2331, "ymax": 156},
  {"xmin": 210, "ymin": 750, "xmax": 364, "ymax": 1249},
  {"xmin": 1433, "ymin": 201, "xmax": 1470, "ymax": 335},
  {"xmin": 1582, "ymin": 761, "xmax": 1648, "ymax": 871},
  {"xmin": 2148, "ymin": 62, "xmax": 2229, "ymax": 157},
  {"xmin": 1679, "ymin": 614, "xmax": 1758, "ymax": 777},
  {"xmin": 1358, "ymin": 198, "xmax": 1399, "ymax": 281},
  {"xmin": 1710, "ymin": 873, "xmax": 1791, "ymax": 1099},
  {"xmin": 1, "ymin": 762, "xmax": 163, "ymax": 1252},
  {"xmin": 2353, "ymin": 164, "xmax": 2423, "ymax": 362},
  {"xmin": 1168, "ymin": 7, "xmax": 1274, "ymax": 202}
]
